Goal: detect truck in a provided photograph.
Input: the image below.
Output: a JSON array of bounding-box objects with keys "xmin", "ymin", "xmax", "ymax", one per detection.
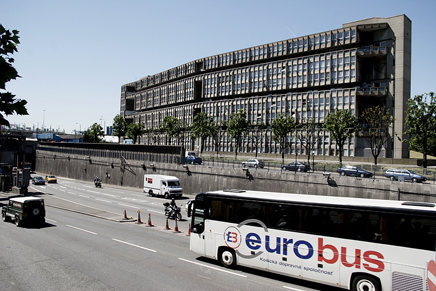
[
  {"xmin": 143, "ymin": 174, "xmax": 183, "ymax": 199},
  {"xmin": 2, "ymin": 196, "xmax": 45, "ymax": 227}
]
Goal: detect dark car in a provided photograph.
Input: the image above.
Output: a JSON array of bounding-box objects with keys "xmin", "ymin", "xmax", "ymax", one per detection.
[
  {"xmin": 385, "ymin": 168, "xmax": 426, "ymax": 183},
  {"xmin": 337, "ymin": 166, "xmax": 372, "ymax": 178},
  {"xmin": 282, "ymin": 162, "xmax": 310, "ymax": 172},
  {"xmin": 185, "ymin": 155, "xmax": 202, "ymax": 165},
  {"xmin": 32, "ymin": 176, "xmax": 46, "ymax": 185},
  {"xmin": 242, "ymin": 159, "xmax": 265, "ymax": 168},
  {"xmin": 2, "ymin": 197, "xmax": 45, "ymax": 227}
]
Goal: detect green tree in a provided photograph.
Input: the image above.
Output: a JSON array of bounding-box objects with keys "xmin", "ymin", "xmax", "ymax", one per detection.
[
  {"xmin": 227, "ymin": 109, "xmax": 250, "ymax": 160},
  {"xmin": 126, "ymin": 122, "xmax": 145, "ymax": 144},
  {"xmin": 323, "ymin": 109, "xmax": 359, "ymax": 168},
  {"xmin": 112, "ymin": 114, "xmax": 127, "ymax": 143},
  {"xmin": 159, "ymin": 116, "xmax": 182, "ymax": 145},
  {"xmin": 271, "ymin": 114, "xmax": 296, "ymax": 165},
  {"xmin": 0, "ymin": 24, "xmax": 28, "ymax": 126},
  {"xmin": 83, "ymin": 123, "xmax": 104, "ymax": 143},
  {"xmin": 360, "ymin": 105, "xmax": 395, "ymax": 166},
  {"xmin": 404, "ymin": 92, "xmax": 436, "ymax": 169},
  {"xmin": 295, "ymin": 118, "xmax": 319, "ymax": 167},
  {"xmin": 190, "ymin": 112, "xmax": 216, "ymax": 154}
]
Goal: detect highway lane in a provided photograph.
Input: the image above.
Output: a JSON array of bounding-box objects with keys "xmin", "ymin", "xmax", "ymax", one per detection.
[
  {"xmin": 29, "ymin": 175, "xmax": 192, "ymax": 230},
  {"xmin": 0, "ymin": 202, "xmax": 341, "ymax": 291}
]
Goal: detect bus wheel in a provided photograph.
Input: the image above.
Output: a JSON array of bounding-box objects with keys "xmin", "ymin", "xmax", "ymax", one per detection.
[
  {"xmin": 219, "ymin": 248, "xmax": 236, "ymax": 268},
  {"xmin": 351, "ymin": 275, "xmax": 381, "ymax": 291}
]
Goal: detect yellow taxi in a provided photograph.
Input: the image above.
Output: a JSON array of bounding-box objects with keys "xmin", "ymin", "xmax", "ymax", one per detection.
[{"xmin": 45, "ymin": 175, "xmax": 57, "ymax": 183}]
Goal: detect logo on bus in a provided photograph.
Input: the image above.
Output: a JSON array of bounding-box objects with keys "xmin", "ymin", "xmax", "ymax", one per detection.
[{"xmin": 223, "ymin": 218, "xmax": 385, "ymax": 272}]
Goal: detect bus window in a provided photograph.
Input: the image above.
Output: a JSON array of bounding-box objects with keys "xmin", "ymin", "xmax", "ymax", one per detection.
[{"xmin": 191, "ymin": 197, "xmax": 205, "ymax": 234}]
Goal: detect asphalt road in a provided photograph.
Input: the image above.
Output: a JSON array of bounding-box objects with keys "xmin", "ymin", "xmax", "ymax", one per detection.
[{"xmin": 0, "ymin": 176, "xmax": 342, "ymax": 291}]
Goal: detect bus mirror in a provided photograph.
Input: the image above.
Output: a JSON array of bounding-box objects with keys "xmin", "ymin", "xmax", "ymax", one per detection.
[{"xmin": 187, "ymin": 200, "xmax": 193, "ymax": 217}]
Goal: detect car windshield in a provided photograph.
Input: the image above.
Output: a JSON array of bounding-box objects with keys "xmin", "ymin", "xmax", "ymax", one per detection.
[
  {"xmin": 168, "ymin": 181, "xmax": 180, "ymax": 187},
  {"xmin": 408, "ymin": 170, "xmax": 417, "ymax": 174},
  {"xmin": 35, "ymin": 177, "xmax": 43, "ymax": 180}
]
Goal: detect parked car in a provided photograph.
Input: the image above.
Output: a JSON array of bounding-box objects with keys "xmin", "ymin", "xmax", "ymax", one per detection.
[
  {"xmin": 242, "ymin": 159, "xmax": 265, "ymax": 168},
  {"xmin": 385, "ymin": 168, "xmax": 427, "ymax": 183},
  {"xmin": 282, "ymin": 162, "xmax": 310, "ymax": 172},
  {"xmin": 45, "ymin": 175, "xmax": 57, "ymax": 183},
  {"xmin": 32, "ymin": 176, "xmax": 46, "ymax": 185},
  {"xmin": 337, "ymin": 166, "xmax": 373, "ymax": 178},
  {"xmin": 2, "ymin": 196, "xmax": 45, "ymax": 227},
  {"xmin": 185, "ymin": 155, "xmax": 202, "ymax": 165}
]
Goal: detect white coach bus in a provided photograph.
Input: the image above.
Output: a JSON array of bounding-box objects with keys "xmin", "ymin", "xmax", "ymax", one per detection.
[{"xmin": 188, "ymin": 189, "xmax": 436, "ymax": 291}]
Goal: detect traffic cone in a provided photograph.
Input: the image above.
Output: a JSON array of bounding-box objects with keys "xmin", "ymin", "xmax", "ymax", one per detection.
[
  {"xmin": 136, "ymin": 210, "xmax": 142, "ymax": 224},
  {"xmin": 165, "ymin": 217, "xmax": 171, "ymax": 230},
  {"xmin": 146, "ymin": 213, "xmax": 154, "ymax": 227},
  {"xmin": 123, "ymin": 210, "xmax": 128, "ymax": 220},
  {"xmin": 174, "ymin": 218, "xmax": 180, "ymax": 233},
  {"xmin": 186, "ymin": 223, "xmax": 191, "ymax": 236}
]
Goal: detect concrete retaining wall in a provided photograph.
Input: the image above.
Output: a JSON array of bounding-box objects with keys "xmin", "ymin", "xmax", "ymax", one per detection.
[{"xmin": 35, "ymin": 150, "xmax": 436, "ymax": 203}]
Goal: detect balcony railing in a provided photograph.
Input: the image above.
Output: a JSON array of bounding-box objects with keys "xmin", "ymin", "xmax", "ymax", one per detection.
[
  {"xmin": 356, "ymin": 87, "xmax": 388, "ymax": 96},
  {"xmin": 357, "ymin": 46, "xmax": 387, "ymax": 57}
]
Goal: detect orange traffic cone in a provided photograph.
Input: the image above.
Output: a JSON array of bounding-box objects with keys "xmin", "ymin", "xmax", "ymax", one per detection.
[
  {"xmin": 146, "ymin": 213, "xmax": 154, "ymax": 227},
  {"xmin": 165, "ymin": 217, "xmax": 171, "ymax": 230},
  {"xmin": 123, "ymin": 210, "xmax": 128, "ymax": 220},
  {"xmin": 186, "ymin": 223, "xmax": 191, "ymax": 236},
  {"xmin": 136, "ymin": 210, "xmax": 142, "ymax": 224},
  {"xmin": 174, "ymin": 218, "xmax": 181, "ymax": 233}
]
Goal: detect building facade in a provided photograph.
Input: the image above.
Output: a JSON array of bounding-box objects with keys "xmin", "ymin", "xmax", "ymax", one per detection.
[{"xmin": 120, "ymin": 15, "xmax": 411, "ymax": 159}]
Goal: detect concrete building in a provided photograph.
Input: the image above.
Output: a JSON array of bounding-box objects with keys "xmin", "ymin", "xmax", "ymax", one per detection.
[{"xmin": 120, "ymin": 14, "xmax": 411, "ymax": 159}]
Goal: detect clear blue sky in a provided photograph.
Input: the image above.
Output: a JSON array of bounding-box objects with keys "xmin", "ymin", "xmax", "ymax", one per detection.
[{"xmin": 1, "ymin": 0, "xmax": 435, "ymax": 134}]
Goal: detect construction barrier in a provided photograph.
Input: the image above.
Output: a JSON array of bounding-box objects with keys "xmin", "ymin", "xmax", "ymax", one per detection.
[
  {"xmin": 146, "ymin": 213, "xmax": 154, "ymax": 227},
  {"xmin": 136, "ymin": 210, "xmax": 142, "ymax": 224},
  {"xmin": 165, "ymin": 217, "xmax": 171, "ymax": 230},
  {"xmin": 174, "ymin": 218, "xmax": 181, "ymax": 233}
]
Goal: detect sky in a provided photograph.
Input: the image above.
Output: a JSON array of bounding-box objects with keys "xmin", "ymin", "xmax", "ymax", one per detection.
[{"xmin": 1, "ymin": 0, "xmax": 435, "ymax": 134}]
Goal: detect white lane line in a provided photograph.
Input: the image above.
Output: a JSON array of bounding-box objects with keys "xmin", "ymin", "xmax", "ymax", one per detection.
[
  {"xmin": 46, "ymin": 218, "xmax": 56, "ymax": 223},
  {"xmin": 79, "ymin": 195, "xmax": 90, "ymax": 198},
  {"xmin": 112, "ymin": 239, "xmax": 157, "ymax": 253},
  {"xmin": 178, "ymin": 258, "xmax": 247, "ymax": 278},
  {"xmin": 118, "ymin": 203, "xmax": 138, "ymax": 209},
  {"xmin": 87, "ymin": 190, "xmax": 101, "ymax": 194},
  {"xmin": 283, "ymin": 286, "xmax": 304, "ymax": 291},
  {"xmin": 67, "ymin": 191, "xmax": 76, "ymax": 195},
  {"xmin": 102, "ymin": 193, "xmax": 118, "ymax": 197},
  {"xmin": 96, "ymin": 198, "xmax": 112, "ymax": 203},
  {"xmin": 148, "ymin": 209, "xmax": 161, "ymax": 214},
  {"xmin": 66, "ymin": 225, "xmax": 97, "ymax": 235}
]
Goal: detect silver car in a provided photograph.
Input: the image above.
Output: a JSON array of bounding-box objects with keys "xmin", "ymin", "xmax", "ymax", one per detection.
[{"xmin": 242, "ymin": 159, "xmax": 265, "ymax": 168}]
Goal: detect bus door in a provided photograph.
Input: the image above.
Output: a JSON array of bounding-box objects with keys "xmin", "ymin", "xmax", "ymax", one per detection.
[{"xmin": 190, "ymin": 195, "xmax": 206, "ymax": 256}]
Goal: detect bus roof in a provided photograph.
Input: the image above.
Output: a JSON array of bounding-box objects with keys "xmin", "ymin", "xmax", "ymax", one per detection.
[{"xmin": 203, "ymin": 189, "xmax": 436, "ymax": 213}]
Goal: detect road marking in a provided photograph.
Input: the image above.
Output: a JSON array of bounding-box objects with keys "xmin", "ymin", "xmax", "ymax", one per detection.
[
  {"xmin": 66, "ymin": 225, "xmax": 97, "ymax": 235},
  {"xmin": 112, "ymin": 239, "xmax": 157, "ymax": 253},
  {"xmin": 283, "ymin": 286, "xmax": 304, "ymax": 291},
  {"xmin": 118, "ymin": 203, "xmax": 138, "ymax": 209},
  {"xmin": 96, "ymin": 198, "xmax": 112, "ymax": 203},
  {"xmin": 46, "ymin": 218, "xmax": 56, "ymax": 223},
  {"xmin": 67, "ymin": 191, "xmax": 76, "ymax": 195},
  {"xmin": 102, "ymin": 193, "xmax": 118, "ymax": 197},
  {"xmin": 79, "ymin": 195, "xmax": 90, "ymax": 198},
  {"xmin": 178, "ymin": 258, "xmax": 247, "ymax": 277},
  {"xmin": 87, "ymin": 190, "xmax": 100, "ymax": 194}
]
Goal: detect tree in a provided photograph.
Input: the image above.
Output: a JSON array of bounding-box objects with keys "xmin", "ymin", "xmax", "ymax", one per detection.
[
  {"xmin": 159, "ymin": 116, "xmax": 182, "ymax": 145},
  {"xmin": 190, "ymin": 112, "xmax": 216, "ymax": 154},
  {"xmin": 404, "ymin": 92, "xmax": 436, "ymax": 170},
  {"xmin": 126, "ymin": 122, "xmax": 145, "ymax": 144},
  {"xmin": 271, "ymin": 114, "xmax": 296, "ymax": 165},
  {"xmin": 323, "ymin": 109, "xmax": 359, "ymax": 168},
  {"xmin": 227, "ymin": 109, "xmax": 251, "ymax": 160},
  {"xmin": 360, "ymin": 105, "xmax": 395, "ymax": 166},
  {"xmin": 251, "ymin": 121, "xmax": 267, "ymax": 158},
  {"xmin": 0, "ymin": 24, "xmax": 28, "ymax": 126},
  {"xmin": 112, "ymin": 114, "xmax": 127, "ymax": 143},
  {"xmin": 295, "ymin": 118, "xmax": 319, "ymax": 167},
  {"xmin": 83, "ymin": 123, "xmax": 104, "ymax": 143}
]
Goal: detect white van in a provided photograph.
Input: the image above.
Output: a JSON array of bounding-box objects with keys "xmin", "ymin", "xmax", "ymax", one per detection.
[
  {"xmin": 185, "ymin": 151, "xmax": 196, "ymax": 157},
  {"xmin": 143, "ymin": 175, "xmax": 183, "ymax": 199}
]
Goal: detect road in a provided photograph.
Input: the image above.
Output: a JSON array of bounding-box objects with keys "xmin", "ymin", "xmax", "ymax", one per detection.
[{"xmin": 0, "ymin": 176, "xmax": 342, "ymax": 291}]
